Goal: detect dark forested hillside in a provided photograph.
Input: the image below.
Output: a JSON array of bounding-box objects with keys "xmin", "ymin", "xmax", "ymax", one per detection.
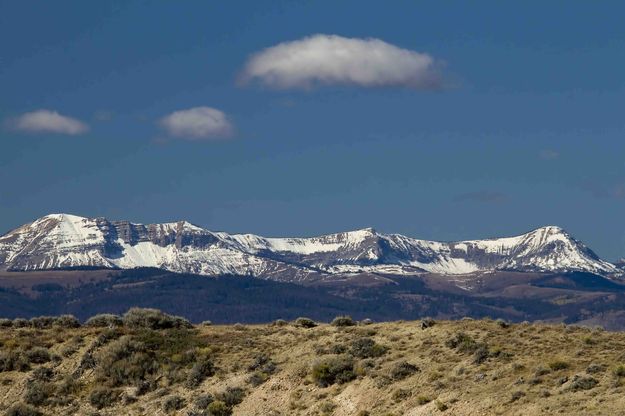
[{"xmin": 2, "ymin": 268, "xmax": 625, "ymax": 329}]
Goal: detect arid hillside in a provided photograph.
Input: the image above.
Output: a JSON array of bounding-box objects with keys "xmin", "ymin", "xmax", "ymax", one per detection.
[{"xmin": 1, "ymin": 310, "xmax": 625, "ymax": 415}]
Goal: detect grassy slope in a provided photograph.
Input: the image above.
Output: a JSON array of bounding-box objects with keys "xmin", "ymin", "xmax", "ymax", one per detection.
[{"xmin": 1, "ymin": 319, "xmax": 625, "ymax": 415}]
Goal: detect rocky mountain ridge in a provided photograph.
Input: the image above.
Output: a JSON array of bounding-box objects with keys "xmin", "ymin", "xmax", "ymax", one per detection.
[{"xmin": 0, "ymin": 213, "xmax": 618, "ymax": 280}]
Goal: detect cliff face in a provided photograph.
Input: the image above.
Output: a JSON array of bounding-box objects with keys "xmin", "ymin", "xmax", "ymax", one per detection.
[{"xmin": 0, "ymin": 214, "xmax": 618, "ymax": 280}]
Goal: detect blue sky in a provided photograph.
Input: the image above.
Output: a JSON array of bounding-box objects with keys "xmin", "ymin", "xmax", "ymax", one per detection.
[{"xmin": 1, "ymin": 1, "xmax": 625, "ymax": 259}]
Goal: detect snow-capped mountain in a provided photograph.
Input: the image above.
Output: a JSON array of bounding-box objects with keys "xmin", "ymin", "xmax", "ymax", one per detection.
[{"xmin": 0, "ymin": 214, "xmax": 618, "ymax": 280}]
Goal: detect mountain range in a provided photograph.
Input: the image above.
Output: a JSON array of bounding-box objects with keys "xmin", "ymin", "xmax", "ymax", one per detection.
[{"xmin": 0, "ymin": 213, "xmax": 620, "ymax": 280}]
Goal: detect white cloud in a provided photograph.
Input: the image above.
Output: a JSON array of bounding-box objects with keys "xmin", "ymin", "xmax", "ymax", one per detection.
[
  {"xmin": 240, "ymin": 34, "xmax": 442, "ymax": 89},
  {"xmin": 159, "ymin": 107, "xmax": 233, "ymax": 140},
  {"xmin": 539, "ymin": 149, "xmax": 560, "ymax": 160},
  {"xmin": 11, "ymin": 110, "xmax": 89, "ymax": 135}
]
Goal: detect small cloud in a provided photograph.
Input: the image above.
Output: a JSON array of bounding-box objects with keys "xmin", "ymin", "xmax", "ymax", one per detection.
[
  {"xmin": 580, "ymin": 181, "xmax": 625, "ymax": 200},
  {"xmin": 239, "ymin": 34, "xmax": 443, "ymax": 90},
  {"xmin": 539, "ymin": 149, "xmax": 560, "ymax": 160},
  {"xmin": 454, "ymin": 191, "xmax": 508, "ymax": 204},
  {"xmin": 93, "ymin": 110, "xmax": 113, "ymax": 122},
  {"xmin": 8, "ymin": 110, "xmax": 89, "ymax": 135},
  {"xmin": 159, "ymin": 106, "xmax": 233, "ymax": 140}
]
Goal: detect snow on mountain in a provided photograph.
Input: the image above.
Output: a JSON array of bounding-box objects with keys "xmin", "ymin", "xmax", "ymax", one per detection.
[
  {"xmin": 0, "ymin": 214, "xmax": 315, "ymax": 281},
  {"xmin": 0, "ymin": 214, "xmax": 618, "ymax": 280}
]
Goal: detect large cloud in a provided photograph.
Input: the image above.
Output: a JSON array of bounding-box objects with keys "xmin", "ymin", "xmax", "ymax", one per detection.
[
  {"xmin": 159, "ymin": 107, "xmax": 233, "ymax": 140},
  {"xmin": 240, "ymin": 34, "xmax": 442, "ymax": 89},
  {"xmin": 11, "ymin": 110, "xmax": 89, "ymax": 135}
]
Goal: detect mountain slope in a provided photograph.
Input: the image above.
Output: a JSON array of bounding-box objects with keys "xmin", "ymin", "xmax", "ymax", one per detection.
[
  {"xmin": 3, "ymin": 316, "xmax": 625, "ymax": 415},
  {"xmin": 0, "ymin": 213, "xmax": 618, "ymax": 279}
]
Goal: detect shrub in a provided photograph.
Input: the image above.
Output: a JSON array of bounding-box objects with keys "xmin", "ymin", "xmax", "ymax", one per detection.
[
  {"xmin": 30, "ymin": 367, "xmax": 54, "ymax": 382},
  {"xmin": 54, "ymin": 314, "xmax": 80, "ymax": 328},
  {"xmin": 272, "ymin": 319, "xmax": 288, "ymax": 327},
  {"xmin": 122, "ymin": 308, "xmax": 192, "ymax": 330},
  {"xmin": 216, "ymin": 387, "xmax": 246, "ymax": 407},
  {"xmin": 390, "ymin": 361, "xmax": 419, "ymax": 380},
  {"xmin": 320, "ymin": 401, "xmax": 337, "ymax": 414},
  {"xmin": 548, "ymin": 360, "xmax": 570, "ymax": 371},
  {"xmin": 614, "ymin": 365, "xmax": 625, "ymax": 377},
  {"xmin": 24, "ymin": 381, "xmax": 53, "ymax": 406},
  {"xmin": 330, "ymin": 344, "xmax": 347, "ymax": 354},
  {"xmin": 360, "ymin": 318, "xmax": 373, "ymax": 325},
  {"xmin": 510, "ymin": 391, "xmax": 525, "ymax": 402},
  {"xmin": 60, "ymin": 344, "xmax": 79, "ymax": 358},
  {"xmin": 246, "ymin": 355, "xmax": 276, "ymax": 386},
  {"xmin": 445, "ymin": 332, "xmax": 479, "ymax": 353},
  {"xmin": 472, "ymin": 344, "xmax": 490, "ymax": 365},
  {"xmin": 0, "ymin": 351, "xmax": 30, "ymax": 372},
  {"xmin": 294, "ymin": 317, "xmax": 317, "ymax": 328},
  {"xmin": 0, "ymin": 318, "xmax": 12, "ymax": 328},
  {"xmin": 12, "ymin": 318, "xmax": 30, "ymax": 328},
  {"xmin": 331, "ymin": 316, "xmax": 355, "ymax": 327},
  {"xmin": 57, "ymin": 374, "xmax": 82, "ymax": 395},
  {"xmin": 435, "ymin": 400, "xmax": 449, "ymax": 411},
  {"xmin": 420, "ymin": 318, "xmax": 435, "ymax": 329},
  {"xmin": 95, "ymin": 336, "xmax": 158, "ymax": 387},
  {"xmin": 194, "ymin": 393, "xmax": 214, "ymax": 409},
  {"xmin": 350, "ymin": 337, "xmax": 387, "ymax": 359},
  {"xmin": 200, "ymin": 320, "xmax": 213, "ymax": 326},
  {"xmin": 392, "ymin": 388, "xmax": 411, "ymax": 402},
  {"xmin": 85, "ymin": 314, "xmax": 123, "ymax": 327},
  {"xmin": 89, "ymin": 387, "xmax": 120, "ymax": 409},
  {"xmin": 25, "ymin": 348, "xmax": 50, "ymax": 364},
  {"xmin": 247, "ymin": 355, "xmax": 276, "ymax": 374},
  {"xmin": 416, "ymin": 395, "xmax": 431, "ymax": 405},
  {"xmin": 29, "ymin": 316, "xmax": 55, "ymax": 329},
  {"xmin": 247, "ymin": 371, "xmax": 269, "ymax": 386},
  {"xmin": 163, "ymin": 395, "xmax": 185, "ymax": 413},
  {"xmin": 206, "ymin": 400, "xmax": 231, "ymax": 416},
  {"xmin": 495, "ymin": 319, "xmax": 510, "ymax": 328},
  {"xmin": 5, "ymin": 404, "xmax": 43, "ymax": 416},
  {"xmin": 311, "ymin": 355, "xmax": 356, "ymax": 387},
  {"xmin": 568, "ymin": 375, "xmax": 598, "ymax": 391},
  {"xmin": 586, "ymin": 363, "xmax": 605, "ymax": 374},
  {"xmin": 446, "ymin": 333, "xmax": 493, "ymax": 364},
  {"xmin": 186, "ymin": 357, "xmax": 216, "ymax": 388},
  {"xmin": 93, "ymin": 328, "xmax": 122, "ymax": 348}
]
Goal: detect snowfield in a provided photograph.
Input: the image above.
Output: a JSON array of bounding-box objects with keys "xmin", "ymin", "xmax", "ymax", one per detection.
[{"xmin": 0, "ymin": 213, "xmax": 618, "ymax": 280}]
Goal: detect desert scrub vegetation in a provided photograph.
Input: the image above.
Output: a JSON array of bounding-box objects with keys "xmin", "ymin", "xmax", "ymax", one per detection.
[
  {"xmin": 5, "ymin": 404, "xmax": 43, "ymax": 416},
  {"xmin": 89, "ymin": 386, "xmax": 121, "ymax": 409},
  {"xmin": 389, "ymin": 361, "xmax": 419, "ymax": 380},
  {"xmin": 2, "ymin": 313, "xmax": 625, "ymax": 415},
  {"xmin": 350, "ymin": 337, "xmax": 387, "ymax": 358},
  {"xmin": 186, "ymin": 356, "xmax": 216, "ymax": 388},
  {"xmin": 548, "ymin": 359, "xmax": 570, "ymax": 371},
  {"xmin": 311, "ymin": 354, "xmax": 356, "ymax": 387},
  {"xmin": 162, "ymin": 394, "xmax": 185, "ymax": 412},
  {"xmin": 293, "ymin": 317, "xmax": 317, "ymax": 328},
  {"xmin": 246, "ymin": 354, "xmax": 276, "ymax": 386},
  {"xmin": 122, "ymin": 307, "xmax": 192, "ymax": 329},
  {"xmin": 445, "ymin": 331, "xmax": 511, "ymax": 365},
  {"xmin": 85, "ymin": 313, "xmax": 123, "ymax": 328},
  {"xmin": 331, "ymin": 315, "xmax": 356, "ymax": 327}
]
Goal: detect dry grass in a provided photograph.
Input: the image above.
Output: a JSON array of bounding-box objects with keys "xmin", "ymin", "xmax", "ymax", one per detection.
[{"xmin": 1, "ymin": 316, "xmax": 625, "ymax": 415}]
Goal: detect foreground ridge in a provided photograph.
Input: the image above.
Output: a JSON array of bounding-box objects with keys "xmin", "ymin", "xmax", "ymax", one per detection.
[
  {"xmin": 0, "ymin": 311, "xmax": 623, "ymax": 415},
  {"xmin": 0, "ymin": 213, "xmax": 618, "ymax": 279}
]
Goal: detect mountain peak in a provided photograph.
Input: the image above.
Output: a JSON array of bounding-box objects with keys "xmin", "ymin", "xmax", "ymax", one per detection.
[
  {"xmin": 345, "ymin": 227, "xmax": 377, "ymax": 237},
  {"xmin": 0, "ymin": 214, "xmax": 619, "ymax": 278},
  {"xmin": 39, "ymin": 213, "xmax": 87, "ymax": 222},
  {"xmin": 529, "ymin": 225, "xmax": 568, "ymax": 235}
]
